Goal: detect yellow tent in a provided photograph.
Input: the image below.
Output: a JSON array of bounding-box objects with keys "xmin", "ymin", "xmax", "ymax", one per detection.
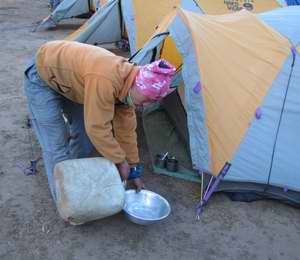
[
  {"xmin": 132, "ymin": 6, "xmax": 300, "ymax": 209},
  {"xmin": 65, "ymin": 0, "xmax": 285, "ymax": 54}
]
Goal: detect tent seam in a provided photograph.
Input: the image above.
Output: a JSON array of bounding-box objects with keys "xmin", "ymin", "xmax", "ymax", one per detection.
[{"xmin": 265, "ymin": 49, "xmax": 296, "ymax": 190}]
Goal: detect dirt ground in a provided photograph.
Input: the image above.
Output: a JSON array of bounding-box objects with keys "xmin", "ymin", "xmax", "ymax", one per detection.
[{"xmin": 0, "ymin": 0, "xmax": 299, "ymax": 259}]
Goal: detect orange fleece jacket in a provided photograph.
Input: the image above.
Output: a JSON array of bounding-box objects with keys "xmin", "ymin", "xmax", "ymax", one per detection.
[{"xmin": 36, "ymin": 40, "xmax": 140, "ymax": 164}]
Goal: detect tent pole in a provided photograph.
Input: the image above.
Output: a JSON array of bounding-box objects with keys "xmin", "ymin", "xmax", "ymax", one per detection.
[
  {"xmin": 196, "ymin": 171, "xmax": 211, "ymax": 219},
  {"xmin": 203, "ymin": 175, "xmax": 214, "ymax": 199},
  {"xmin": 88, "ymin": 0, "xmax": 91, "ymax": 12},
  {"xmin": 200, "ymin": 171, "xmax": 204, "ymax": 202},
  {"xmin": 196, "ymin": 171, "xmax": 205, "ymax": 220}
]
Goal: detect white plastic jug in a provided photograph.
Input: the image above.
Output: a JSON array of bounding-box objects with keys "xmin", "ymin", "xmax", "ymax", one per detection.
[{"xmin": 54, "ymin": 157, "xmax": 125, "ymax": 225}]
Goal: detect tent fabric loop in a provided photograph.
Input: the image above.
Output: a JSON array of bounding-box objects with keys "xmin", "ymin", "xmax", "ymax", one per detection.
[
  {"xmin": 255, "ymin": 107, "xmax": 262, "ymax": 120},
  {"xmin": 193, "ymin": 81, "xmax": 201, "ymax": 94}
]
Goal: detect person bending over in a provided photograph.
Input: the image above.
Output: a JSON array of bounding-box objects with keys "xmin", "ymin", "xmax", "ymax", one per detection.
[{"xmin": 24, "ymin": 40, "xmax": 176, "ymax": 200}]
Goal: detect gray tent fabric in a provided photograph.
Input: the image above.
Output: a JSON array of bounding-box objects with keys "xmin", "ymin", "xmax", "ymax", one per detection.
[
  {"xmin": 67, "ymin": 0, "xmax": 122, "ymax": 45},
  {"xmin": 36, "ymin": 0, "xmax": 96, "ymax": 31}
]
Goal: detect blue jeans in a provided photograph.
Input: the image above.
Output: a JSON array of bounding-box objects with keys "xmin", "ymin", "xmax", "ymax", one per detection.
[{"xmin": 24, "ymin": 59, "xmax": 93, "ymax": 201}]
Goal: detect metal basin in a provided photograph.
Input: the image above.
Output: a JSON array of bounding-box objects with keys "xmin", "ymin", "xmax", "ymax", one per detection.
[{"xmin": 123, "ymin": 189, "xmax": 171, "ymax": 225}]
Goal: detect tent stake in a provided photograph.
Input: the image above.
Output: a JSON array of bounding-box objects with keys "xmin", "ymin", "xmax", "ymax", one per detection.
[{"xmin": 196, "ymin": 163, "xmax": 231, "ymax": 218}]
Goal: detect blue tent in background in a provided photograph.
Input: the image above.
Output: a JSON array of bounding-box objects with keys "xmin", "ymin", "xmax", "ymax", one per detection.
[
  {"xmin": 37, "ymin": 0, "xmax": 298, "ymax": 33},
  {"xmin": 36, "ymin": 0, "xmax": 101, "ymax": 30}
]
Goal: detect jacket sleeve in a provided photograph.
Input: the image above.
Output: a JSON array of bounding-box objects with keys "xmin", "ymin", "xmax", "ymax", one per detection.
[
  {"xmin": 84, "ymin": 76, "xmax": 126, "ymax": 164},
  {"xmin": 113, "ymin": 105, "xmax": 139, "ymax": 165}
]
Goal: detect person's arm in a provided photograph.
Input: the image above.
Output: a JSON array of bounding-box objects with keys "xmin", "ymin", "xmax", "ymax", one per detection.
[
  {"xmin": 113, "ymin": 105, "xmax": 139, "ymax": 165},
  {"xmin": 83, "ymin": 76, "xmax": 126, "ymax": 164},
  {"xmin": 113, "ymin": 105, "xmax": 144, "ymax": 191},
  {"xmin": 83, "ymin": 75, "xmax": 139, "ymax": 184}
]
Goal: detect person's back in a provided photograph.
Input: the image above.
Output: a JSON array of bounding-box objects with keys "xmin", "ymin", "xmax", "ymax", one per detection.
[{"xmin": 36, "ymin": 40, "xmax": 138, "ymax": 103}]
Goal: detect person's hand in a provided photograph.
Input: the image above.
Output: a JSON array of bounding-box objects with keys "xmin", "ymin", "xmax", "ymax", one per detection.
[
  {"xmin": 116, "ymin": 161, "xmax": 130, "ymax": 181},
  {"xmin": 133, "ymin": 178, "xmax": 145, "ymax": 192}
]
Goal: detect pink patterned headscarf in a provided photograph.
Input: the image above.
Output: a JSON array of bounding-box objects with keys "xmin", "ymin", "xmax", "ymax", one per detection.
[{"xmin": 134, "ymin": 59, "xmax": 176, "ymax": 101}]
